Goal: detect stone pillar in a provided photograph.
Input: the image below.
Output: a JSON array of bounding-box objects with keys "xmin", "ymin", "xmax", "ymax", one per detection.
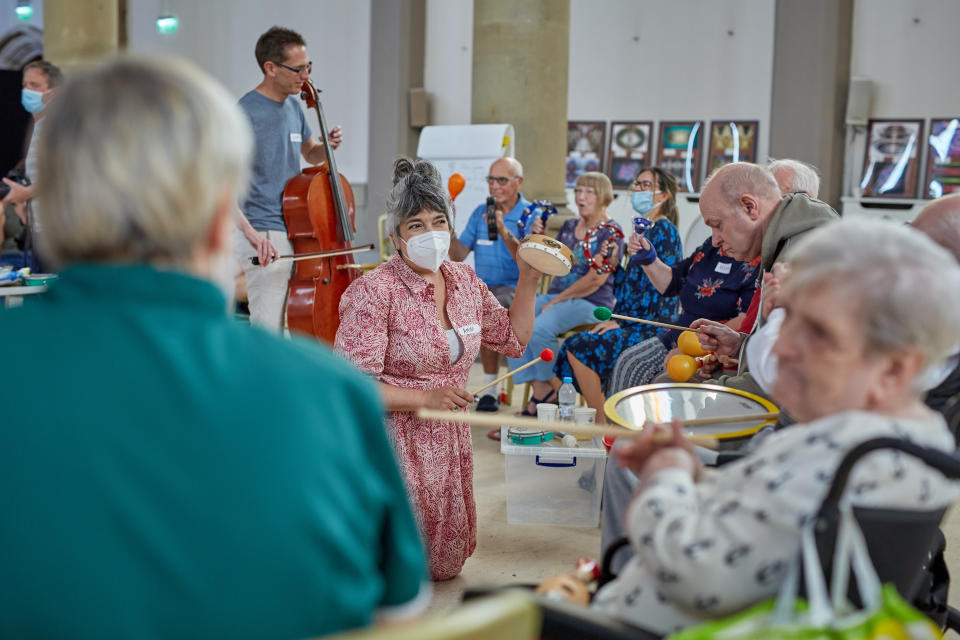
[
  {"xmin": 43, "ymin": 0, "xmax": 120, "ymax": 71},
  {"xmin": 472, "ymin": 0, "xmax": 569, "ymax": 208},
  {"xmin": 366, "ymin": 0, "xmax": 426, "ymax": 250},
  {"xmin": 769, "ymin": 0, "xmax": 853, "ymax": 208}
]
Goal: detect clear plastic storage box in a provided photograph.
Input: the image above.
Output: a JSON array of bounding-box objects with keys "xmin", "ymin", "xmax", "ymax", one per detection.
[{"xmin": 500, "ymin": 430, "xmax": 607, "ymax": 527}]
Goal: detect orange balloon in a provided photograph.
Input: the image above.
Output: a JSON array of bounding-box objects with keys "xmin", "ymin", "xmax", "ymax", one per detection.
[
  {"xmin": 678, "ymin": 331, "xmax": 709, "ymax": 357},
  {"xmin": 448, "ymin": 173, "xmax": 465, "ymax": 200},
  {"xmin": 667, "ymin": 354, "xmax": 698, "ymax": 382}
]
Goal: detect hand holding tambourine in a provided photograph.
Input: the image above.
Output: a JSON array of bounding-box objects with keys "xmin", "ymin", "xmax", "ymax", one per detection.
[{"xmin": 516, "ymin": 201, "xmax": 575, "ymax": 277}]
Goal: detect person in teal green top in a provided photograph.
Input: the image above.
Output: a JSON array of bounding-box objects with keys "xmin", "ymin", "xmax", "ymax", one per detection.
[{"xmin": 0, "ymin": 56, "xmax": 428, "ymax": 639}]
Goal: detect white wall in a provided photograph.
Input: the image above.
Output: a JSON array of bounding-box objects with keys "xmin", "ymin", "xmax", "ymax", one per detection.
[
  {"xmin": 845, "ymin": 0, "xmax": 960, "ymax": 202},
  {"xmin": 568, "ymin": 0, "xmax": 774, "ymax": 161},
  {"xmin": 851, "ymin": 0, "xmax": 960, "ymax": 118},
  {"xmin": 424, "ymin": 0, "xmax": 472, "ymax": 127},
  {"xmin": 0, "ymin": 0, "xmax": 43, "ymax": 36},
  {"xmin": 424, "ymin": 0, "xmax": 775, "ymax": 160},
  {"xmin": 126, "ymin": 0, "xmax": 371, "ymax": 183}
]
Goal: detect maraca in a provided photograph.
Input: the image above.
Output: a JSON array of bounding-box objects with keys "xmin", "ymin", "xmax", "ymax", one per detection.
[
  {"xmin": 667, "ymin": 354, "xmax": 699, "ymax": 382},
  {"xmin": 447, "ymin": 173, "xmax": 465, "ymax": 201},
  {"xmin": 678, "ymin": 330, "xmax": 709, "ymax": 357},
  {"xmin": 535, "ymin": 557, "xmax": 600, "ymax": 606}
]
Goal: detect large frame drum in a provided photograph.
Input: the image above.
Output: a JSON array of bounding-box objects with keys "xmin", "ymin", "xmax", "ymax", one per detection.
[{"xmin": 604, "ymin": 383, "xmax": 778, "ymax": 440}]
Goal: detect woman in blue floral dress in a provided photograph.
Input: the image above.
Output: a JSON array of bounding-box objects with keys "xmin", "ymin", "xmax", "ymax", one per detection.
[
  {"xmin": 555, "ymin": 168, "xmax": 683, "ymax": 419},
  {"xmin": 606, "ymin": 235, "xmax": 760, "ymax": 399}
]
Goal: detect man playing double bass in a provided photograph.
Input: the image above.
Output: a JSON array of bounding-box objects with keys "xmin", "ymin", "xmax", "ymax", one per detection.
[{"xmin": 234, "ymin": 26, "xmax": 344, "ymax": 332}]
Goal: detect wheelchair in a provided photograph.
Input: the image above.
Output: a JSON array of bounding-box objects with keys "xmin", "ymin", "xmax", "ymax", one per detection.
[{"xmin": 467, "ymin": 435, "xmax": 960, "ymax": 639}]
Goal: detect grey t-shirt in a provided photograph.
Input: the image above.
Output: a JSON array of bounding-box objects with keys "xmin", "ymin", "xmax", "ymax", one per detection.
[{"xmin": 238, "ymin": 90, "xmax": 312, "ymax": 232}]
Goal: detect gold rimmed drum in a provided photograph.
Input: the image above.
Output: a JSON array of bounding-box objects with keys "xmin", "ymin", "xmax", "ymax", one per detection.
[
  {"xmin": 517, "ymin": 234, "xmax": 576, "ymax": 276},
  {"xmin": 603, "ymin": 383, "xmax": 779, "ymax": 440}
]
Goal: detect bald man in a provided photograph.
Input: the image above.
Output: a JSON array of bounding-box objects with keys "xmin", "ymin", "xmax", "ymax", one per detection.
[
  {"xmin": 690, "ymin": 162, "xmax": 839, "ymax": 394},
  {"xmin": 450, "ymin": 157, "xmax": 531, "ymax": 411}
]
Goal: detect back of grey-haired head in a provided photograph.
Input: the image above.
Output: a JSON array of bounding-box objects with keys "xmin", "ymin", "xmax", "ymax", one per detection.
[
  {"xmin": 386, "ymin": 157, "xmax": 452, "ymax": 237},
  {"xmin": 703, "ymin": 162, "xmax": 782, "ymax": 208},
  {"xmin": 768, "ymin": 158, "xmax": 820, "ymax": 198},
  {"xmin": 36, "ymin": 55, "xmax": 252, "ymax": 267},
  {"xmin": 782, "ymin": 219, "xmax": 960, "ymax": 380}
]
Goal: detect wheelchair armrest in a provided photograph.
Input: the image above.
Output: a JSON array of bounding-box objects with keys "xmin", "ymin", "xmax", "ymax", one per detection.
[
  {"xmin": 536, "ymin": 594, "xmax": 663, "ymax": 640},
  {"xmin": 946, "ymin": 605, "xmax": 960, "ymax": 632},
  {"xmin": 463, "ymin": 584, "xmax": 663, "ymax": 639}
]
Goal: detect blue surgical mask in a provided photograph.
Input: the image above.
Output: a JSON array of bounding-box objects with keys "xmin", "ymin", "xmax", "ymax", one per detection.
[
  {"xmin": 630, "ymin": 190, "xmax": 654, "ymax": 214},
  {"xmin": 21, "ymin": 88, "xmax": 44, "ymax": 114}
]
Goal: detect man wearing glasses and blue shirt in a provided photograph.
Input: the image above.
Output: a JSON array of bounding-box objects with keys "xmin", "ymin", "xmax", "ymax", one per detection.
[
  {"xmin": 234, "ymin": 26, "xmax": 343, "ymax": 332},
  {"xmin": 450, "ymin": 157, "xmax": 530, "ymax": 411}
]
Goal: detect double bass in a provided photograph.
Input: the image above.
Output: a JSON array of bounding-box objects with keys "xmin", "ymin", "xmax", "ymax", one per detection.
[{"xmin": 279, "ymin": 79, "xmax": 373, "ymax": 343}]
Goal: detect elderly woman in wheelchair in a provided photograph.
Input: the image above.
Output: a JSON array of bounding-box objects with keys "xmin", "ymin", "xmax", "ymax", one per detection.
[{"xmin": 587, "ymin": 220, "xmax": 960, "ymax": 635}]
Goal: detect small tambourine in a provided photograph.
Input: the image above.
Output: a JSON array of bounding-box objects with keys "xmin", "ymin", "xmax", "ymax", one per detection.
[
  {"xmin": 517, "ymin": 200, "xmax": 558, "ymax": 237},
  {"xmin": 632, "ymin": 215, "xmax": 654, "ymax": 237},
  {"xmin": 518, "ymin": 234, "xmax": 575, "ymax": 276},
  {"xmin": 507, "ymin": 428, "xmax": 555, "ymax": 445},
  {"xmin": 582, "ymin": 221, "xmax": 625, "ymax": 274}
]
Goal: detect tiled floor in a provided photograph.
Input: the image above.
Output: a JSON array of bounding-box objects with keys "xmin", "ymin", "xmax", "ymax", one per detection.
[{"xmin": 426, "ymin": 361, "xmax": 960, "ymax": 639}]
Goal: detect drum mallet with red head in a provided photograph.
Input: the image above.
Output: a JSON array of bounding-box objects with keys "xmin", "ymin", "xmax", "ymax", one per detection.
[{"xmin": 469, "ymin": 348, "xmax": 554, "ymax": 397}]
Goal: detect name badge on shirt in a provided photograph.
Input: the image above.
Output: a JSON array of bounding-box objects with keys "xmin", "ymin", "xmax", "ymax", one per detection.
[
  {"xmin": 290, "ymin": 133, "xmax": 302, "ymax": 143},
  {"xmin": 715, "ymin": 262, "xmax": 732, "ymax": 274},
  {"xmin": 476, "ymin": 239, "xmax": 495, "ymax": 246},
  {"xmin": 457, "ymin": 324, "xmax": 481, "ymax": 336}
]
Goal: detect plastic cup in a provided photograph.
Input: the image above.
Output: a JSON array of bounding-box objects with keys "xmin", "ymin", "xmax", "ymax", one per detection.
[
  {"xmin": 573, "ymin": 407, "xmax": 596, "ymax": 424},
  {"xmin": 537, "ymin": 403, "xmax": 558, "ymax": 422}
]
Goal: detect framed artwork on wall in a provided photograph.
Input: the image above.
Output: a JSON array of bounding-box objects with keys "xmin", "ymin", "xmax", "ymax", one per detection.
[
  {"xmin": 606, "ymin": 121, "xmax": 653, "ymax": 189},
  {"xmin": 656, "ymin": 121, "xmax": 703, "ymax": 192},
  {"xmin": 566, "ymin": 121, "xmax": 606, "ymax": 188},
  {"xmin": 925, "ymin": 117, "xmax": 960, "ymax": 199},
  {"xmin": 707, "ymin": 120, "xmax": 759, "ymax": 172},
  {"xmin": 859, "ymin": 118, "xmax": 923, "ymax": 198}
]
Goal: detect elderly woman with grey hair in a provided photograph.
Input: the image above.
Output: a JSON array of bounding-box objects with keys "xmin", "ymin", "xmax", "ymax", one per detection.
[
  {"xmin": 335, "ymin": 157, "xmax": 540, "ymax": 580},
  {"xmin": 592, "ymin": 219, "xmax": 960, "ymax": 634},
  {"xmin": 1, "ymin": 57, "xmax": 430, "ymax": 636}
]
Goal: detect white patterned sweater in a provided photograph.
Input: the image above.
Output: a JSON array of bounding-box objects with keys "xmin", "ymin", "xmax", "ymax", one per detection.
[{"xmin": 592, "ymin": 409, "xmax": 959, "ymax": 634}]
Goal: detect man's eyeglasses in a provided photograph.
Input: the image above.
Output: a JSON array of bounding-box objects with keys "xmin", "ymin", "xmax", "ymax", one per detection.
[
  {"xmin": 486, "ymin": 176, "xmax": 517, "ymax": 186},
  {"xmin": 274, "ymin": 61, "xmax": 313, "ymax": 75}
]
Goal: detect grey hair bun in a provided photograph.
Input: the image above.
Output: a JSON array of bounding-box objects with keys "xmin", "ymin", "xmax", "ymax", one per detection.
[{"xmin": 391, "ymin": 157, "xmax": 443, "ymax": 188}]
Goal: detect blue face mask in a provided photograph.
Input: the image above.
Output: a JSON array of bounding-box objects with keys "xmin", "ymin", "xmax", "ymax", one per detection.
[
  {"xmin": 630, "ymin": 190, "xmax": 654, "ymax": 214},
  {"xmin": 21, "ymin": 88, "xmax": 44, "ymax": 114}
]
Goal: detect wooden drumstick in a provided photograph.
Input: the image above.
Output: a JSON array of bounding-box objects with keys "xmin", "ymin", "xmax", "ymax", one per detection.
[
  {"xmin": 593, "ymin": 306, "xmax": 690, "ymax": 333},
  {"xmin": 469, "ymin": 348, "xmax": 554, "ymax": 396},
  {"xmin": 419, "ymin": 409, "xmax": 718, "ymax": 449}
]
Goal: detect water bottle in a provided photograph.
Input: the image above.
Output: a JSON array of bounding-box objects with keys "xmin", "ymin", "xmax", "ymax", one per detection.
[{"xmin": 558, "ymin": 377, "xmax": 577, "ymax": 422}]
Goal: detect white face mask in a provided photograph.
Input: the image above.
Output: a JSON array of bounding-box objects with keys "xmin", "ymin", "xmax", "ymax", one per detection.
[{"xmin": 401, "ymin": 230, "xmax": 450, "ymax": 272}]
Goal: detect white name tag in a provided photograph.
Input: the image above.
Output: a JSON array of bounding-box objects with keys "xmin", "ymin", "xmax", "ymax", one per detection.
[
  {"xmin": 290, "ymin": 132, "xmax": 302, "ymax": 143},
  {"xmin": 457, "ymin": 324, "xmax": 481, "ymax": 336},
  {"xmin": 714, "ymin": 262, "xmax": 732, "ymax": 274},
  {"xmin": 476, "ymin": 239, "xmax": 495, "ymax": 246}
]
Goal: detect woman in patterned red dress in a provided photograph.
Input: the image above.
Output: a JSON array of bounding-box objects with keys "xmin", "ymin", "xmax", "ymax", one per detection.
[{"xmin": 334, "ymin": 158, "xmax": 540, "ymax": 580}]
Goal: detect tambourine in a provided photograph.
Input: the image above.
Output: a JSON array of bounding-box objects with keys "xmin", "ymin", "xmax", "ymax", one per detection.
[
  {"xmin": 518, "ymin": 234, "xmax": 576, "ymax": 276},
  {"xmin": 582, "ymin": 221, "xmax": 625, "ymax": 274},
  {"xmin": 517, "ymin": 200, "xmax": 558, "ymax": 237},
  {"xmin": 632, "ymin": 215, "xmax": 654, "ymax": 236},
  {"xmin": 507, "ymin": 427, "xmax": 555, "ymax": 445},
  {"xmin": 603, "ymin": 382, "xmax": 779, "ymax": 440}
]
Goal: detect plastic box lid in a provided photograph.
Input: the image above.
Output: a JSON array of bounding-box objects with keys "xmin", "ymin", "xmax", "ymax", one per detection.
[{"xmin": 500, "ymin": 429, "xmax": 607, "ymax": 458}]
